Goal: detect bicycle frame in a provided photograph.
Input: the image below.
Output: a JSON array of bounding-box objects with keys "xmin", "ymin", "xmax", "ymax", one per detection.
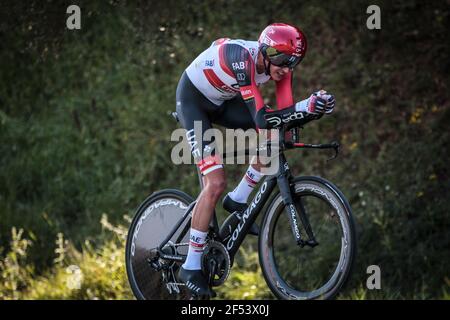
[
  {"xmin": 156, "ymin": 164, "xmax": 278, "ymax": 264},
  {"xmin": 155, "ymin": 127, "xmax": 336, "ymax": 264}
]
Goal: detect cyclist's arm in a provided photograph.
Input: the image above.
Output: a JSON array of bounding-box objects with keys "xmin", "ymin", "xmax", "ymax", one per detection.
[
  {"xmin": 224, "ymin": 45, "xmax": 317, "ymax": 129},
  {"xmin": 221, "ymin": 45, "xmax": 273, "ymax": 129},
  {"xmin": 259, "ymin": 71, "xmax": 323, "ymax": 128},
  {"xmin": 220, "ymin": 44, "xmax": 264, "ymax": 122},
  {"xmin": 275, "ymin": 72, "xmax": 294, "ymax": 109}
]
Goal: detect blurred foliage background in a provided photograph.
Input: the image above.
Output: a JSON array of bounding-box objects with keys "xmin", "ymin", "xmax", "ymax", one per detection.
[{"xmin": 0, "ymin": 0, "xmax": 449, "ymax": 299}]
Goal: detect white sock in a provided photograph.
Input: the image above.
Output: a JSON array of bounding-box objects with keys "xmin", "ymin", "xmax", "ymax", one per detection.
[
  {"xmin": 228, "ymin": 166, "xmax": 263, "ymax": 204},
  {"xmin": 182, "ymin": 228, "xmax": 207, "ymax": 270}
]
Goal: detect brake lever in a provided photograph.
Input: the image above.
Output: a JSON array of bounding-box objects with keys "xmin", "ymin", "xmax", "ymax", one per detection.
[{"xmin": 326, "ymin": 141, "xmax": 340, "ymax": 161}]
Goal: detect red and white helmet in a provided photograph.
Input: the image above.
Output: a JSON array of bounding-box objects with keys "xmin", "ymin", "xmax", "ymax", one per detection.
[{"xmin": 258, "ymin": 23, "xmax": 307, "ymax": 69}]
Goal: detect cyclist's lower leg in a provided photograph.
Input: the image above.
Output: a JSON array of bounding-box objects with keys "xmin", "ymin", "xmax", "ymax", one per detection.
[
  {"xmin": 179, "ymin": 168, "xmax": 225, "ymax": 297},
  {"xmin": 223, "ymin": 156, "xmax": 268, "ymax": 234},
  {"xmin": 226, "ymin": 160, "xmax": 263, "ymax": 204}
]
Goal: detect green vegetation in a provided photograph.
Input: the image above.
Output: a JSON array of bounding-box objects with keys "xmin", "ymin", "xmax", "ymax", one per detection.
[{"xmin": 1, "ymin": 0, "xmax": 448, "ymax": 299}]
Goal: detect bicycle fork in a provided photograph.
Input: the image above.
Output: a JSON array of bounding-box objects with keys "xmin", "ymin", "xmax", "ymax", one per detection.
[{"xmin": 278, "ymin": 159, "xmax": 318, "ymax": 248}]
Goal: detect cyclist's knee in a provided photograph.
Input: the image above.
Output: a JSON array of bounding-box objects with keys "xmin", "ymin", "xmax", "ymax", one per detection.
[
  {"xmin": 204, "ymin": 175, "xmax": 226, "ymax": 200},
  {"xmin": 212, "ymin": 178, "xmax": 227, "ymax": 195}
]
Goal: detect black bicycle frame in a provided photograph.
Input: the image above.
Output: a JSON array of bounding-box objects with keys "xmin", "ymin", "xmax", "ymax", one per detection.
[
  {"xmin": 155, "ymin": 118, "xmax": 338, "ymax": 264},
  {"xmin": 155, "ymin": 148, "xmax": 312, "ymax": 264}
]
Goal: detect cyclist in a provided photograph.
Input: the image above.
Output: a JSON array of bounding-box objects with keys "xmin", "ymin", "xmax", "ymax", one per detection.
[{"xmin": 175, "ymin": 22, "xmax": 335, "ymax": 297}]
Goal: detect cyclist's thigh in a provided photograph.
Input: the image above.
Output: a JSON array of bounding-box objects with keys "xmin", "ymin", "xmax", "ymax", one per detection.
[
  {"xmin": 213, "ymin": 96, "xmax": 255, "ymax": 130},
  {"xmin": 176, "ymin": 71, "xmax": 215, "ymax": 131},
  {"xmin": 176, "ymin": 71, "xmax": 223, "ymax": 173}
]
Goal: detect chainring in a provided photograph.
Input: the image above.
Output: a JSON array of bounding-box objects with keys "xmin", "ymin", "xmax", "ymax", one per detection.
[{"xmin": 201, "ymin": 240, "xmax": 231, "ymax": 287}]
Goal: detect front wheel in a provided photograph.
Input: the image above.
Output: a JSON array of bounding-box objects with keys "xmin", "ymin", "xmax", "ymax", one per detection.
[{"xmin": 259, "ymin": 176, "xmax": 356, "ymax": 300}]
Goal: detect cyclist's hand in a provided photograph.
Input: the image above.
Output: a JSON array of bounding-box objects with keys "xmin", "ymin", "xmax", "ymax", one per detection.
[
  {"xmin": 317, "ymin": 90, "xmax": 335, "ymax": 114},
  {"xmin": 295, "ymin": 90, "xmax": 335, "ymax": 115}
]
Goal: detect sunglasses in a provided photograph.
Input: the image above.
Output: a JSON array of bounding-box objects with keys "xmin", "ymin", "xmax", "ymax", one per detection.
[
  {"xmin": 269, "ymin": 53, "xmax": 302, "ymax": 69},
  {"xmin": 263, "ymin": 45, "xmax": 303, "ymax": 70}
]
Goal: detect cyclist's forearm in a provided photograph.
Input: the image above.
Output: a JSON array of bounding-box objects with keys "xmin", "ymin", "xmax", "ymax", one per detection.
[{"xmin": 255, "ymin": 104, "xmax": 319, "ymax": 129}]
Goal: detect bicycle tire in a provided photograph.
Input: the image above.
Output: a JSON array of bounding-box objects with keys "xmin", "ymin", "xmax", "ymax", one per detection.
[
  {"xmin": 259, "ymin": 176, "xmax": 356, "ymax": 300},
  {"xmin": 125, "ymin": 189, "xmax": 194, "ymax": 300}
]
